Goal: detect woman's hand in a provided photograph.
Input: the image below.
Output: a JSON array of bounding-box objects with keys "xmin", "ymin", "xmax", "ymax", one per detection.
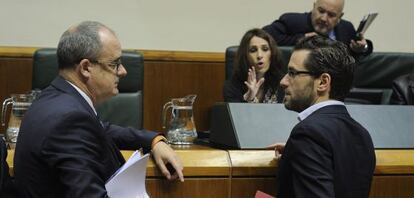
[{"xmin": 243, "ymin": 66, "xmax": 264, "ymax": 102}]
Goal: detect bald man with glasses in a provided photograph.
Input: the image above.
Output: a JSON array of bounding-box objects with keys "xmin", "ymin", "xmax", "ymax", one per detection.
[
  {"xmin": 263, "ymin": 0, "xmax": 373, "ymax": 59},
  {"xmin": 14, "ymin": 21, "xmax": 184, "ymax": 198}
]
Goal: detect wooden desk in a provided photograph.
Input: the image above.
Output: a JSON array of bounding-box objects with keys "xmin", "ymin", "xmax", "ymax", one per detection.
[
  {"xmin": 6, "ymin": 146, "xmax": 414, "ymax": 198},
  {"xmin": 143, "ymin": 146, "xmax": 232, "ymax": 197}
]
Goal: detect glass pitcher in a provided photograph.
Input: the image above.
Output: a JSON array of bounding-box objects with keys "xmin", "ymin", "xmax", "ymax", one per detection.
[
  {"xmin": 162, "ymin": 94, "xmax": 197, "ymax": 145},
  {"xmin": 1, "ymin": 93, "xmax": 36, "ymax": 148}
]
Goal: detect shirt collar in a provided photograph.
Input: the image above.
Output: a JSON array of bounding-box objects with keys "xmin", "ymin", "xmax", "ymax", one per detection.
[
  {"xmin": 298, "ymin": 100, "xmax": 344, "ymax": 121},
  {"xmin": 328, "ymin": 30, "xmax": 336, "ymax": 40},
  {"xmin": 66, "ymin": 80, "xmax": 97, "ymax": 116}
]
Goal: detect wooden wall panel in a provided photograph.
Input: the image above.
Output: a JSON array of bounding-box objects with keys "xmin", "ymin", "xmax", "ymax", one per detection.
[
  {"xmin": 147, "ymin": 178, "xmax": 230, "ymax": 198},
  {"xmin": 370, "ymin": 175, "xmax": 414, "ymax": 198},
  {"xmin": 0, "ymin": 47, "xmax": 226, "ymax": 135},
  {"xmin": 143, "ymin": 61, "xmax": 225, "ymax": 132},
  {"xmin": 0, "ymin": 58, "xmax": 33, "ymax": 134},
  {"xmin": 231, "ymin": 178, "xmax": 277, "ymax": 198}
]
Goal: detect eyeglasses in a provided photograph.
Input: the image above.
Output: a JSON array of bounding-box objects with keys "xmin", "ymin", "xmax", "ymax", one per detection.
[
  {"xmin": 90, "ymin": 58, "xmax": 122, "ymax": 72},
  {"xmin": 286, "ymin": 69, "xmax": 318, "ymax": 78}
]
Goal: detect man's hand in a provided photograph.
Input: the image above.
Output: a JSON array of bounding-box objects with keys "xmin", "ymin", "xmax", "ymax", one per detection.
[
  {"xmin": 304, "ymin": 32, "xmax": 318, "ymax": 38},
  {"xmin": 350, "ymin": 36, "xmax": 368, "ymax": 53},
  {"xmin": 266, "ymin": 143, "xmax": 285, "ymax": 159},
  {"xmin": 151, "ymin": 141, "xmax": 184, "ymax": 182}
]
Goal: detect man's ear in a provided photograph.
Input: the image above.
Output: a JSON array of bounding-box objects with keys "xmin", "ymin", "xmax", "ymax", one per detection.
[
  {"xmin": 317, "ymin": 73, "xmax": 331, "ymax": 92},
  {"xmin": 78, "ymin": 59, "xmax": 92, "ymax": 78},
  {"xmin": 339, "ymin": 12, "xmax": 344, "ymax": 20}
]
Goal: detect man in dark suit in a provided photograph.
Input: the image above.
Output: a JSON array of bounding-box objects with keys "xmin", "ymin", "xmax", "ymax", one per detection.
[
  {"xmin": 263, "ymin": 0, "xmax": 373, "ymax": 57},
  {"xmin": 274, "ymin": 36, "xmax": 376, "ymax": 198},
  {"xmin": 14, "ymin": 21, "xmax": 184, "ymax": 198},
  {"xmin": 0, "ymin": 137, "xmax": 17, "ymax": 197}
]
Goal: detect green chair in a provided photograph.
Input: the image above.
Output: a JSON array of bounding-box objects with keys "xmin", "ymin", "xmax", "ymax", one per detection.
[{"xmin": 32, "ymin": 48, "xmax": 144, "ymax": 129}]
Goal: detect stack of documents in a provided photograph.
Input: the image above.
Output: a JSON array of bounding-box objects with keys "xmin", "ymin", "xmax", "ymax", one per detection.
[{"xmin": 106, "ymin": 151, "xmax": 150, "ymax": 198}]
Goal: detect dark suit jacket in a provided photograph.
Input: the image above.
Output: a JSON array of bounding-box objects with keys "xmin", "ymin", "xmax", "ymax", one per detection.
[
  {"xmin": 390, "ymin": 73, "xmax": 414, "ymax": 105},
  {"xmin": 263, "ymin": 12, "xmax": 373, "ymax": 57},
  {"xmin": 276, "ymin": 105, "xmax": 376, "ymax": 198},
  {"xmin": 14, "ymin": 76, "xmax": 158, "ymax": 198},
  {"xmin": 0, "ymin": 138, "xmax": 18, "ymax": 197}
]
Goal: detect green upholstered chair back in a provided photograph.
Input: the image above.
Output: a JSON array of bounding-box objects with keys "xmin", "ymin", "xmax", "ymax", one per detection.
[{"xmin": 32, "ymin": 48, "xmax": 144, "ymax": 129}]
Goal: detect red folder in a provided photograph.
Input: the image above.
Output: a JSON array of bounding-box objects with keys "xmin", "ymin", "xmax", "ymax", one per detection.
[{"xmin": 254, "ymin": 190, "xmax": 275, "ymax": 198}]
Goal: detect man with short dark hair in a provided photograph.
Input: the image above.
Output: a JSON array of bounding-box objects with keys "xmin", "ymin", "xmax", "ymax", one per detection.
[
  {"xmin": 274, "ymin": 36, "xmax": 375, "ymax": 198},
  {"xmin": 263, "ymin": 0, "xmax": 373, "ymax": 58},
  {"xmin": 14, "ymin": 21, "xmax": 184, "ymax": 197}
]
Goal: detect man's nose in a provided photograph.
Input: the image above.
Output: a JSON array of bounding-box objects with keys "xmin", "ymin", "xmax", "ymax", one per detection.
[
  {"xmin": 320, "ymin": 13, "xmax": 328, "ymax": 21},
  {"xmin": 280, "ymin": 74, "xmax": 289, "ymax": 89},
  {"xmin": 117, "ymin": 64, "xmax": 127, "ymax": 77}
]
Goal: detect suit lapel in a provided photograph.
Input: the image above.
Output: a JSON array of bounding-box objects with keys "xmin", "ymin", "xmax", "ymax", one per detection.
[
  {"xmin": 306, "ymin": 12, "xmax": 316, "ymax": 32},
  {"xmin": 50, "ymin": 76, "xmax": 98, "ymax": 119},
  {"xmin": 333, "ymin": 21, "xmax": 353, "ymax": 45}
]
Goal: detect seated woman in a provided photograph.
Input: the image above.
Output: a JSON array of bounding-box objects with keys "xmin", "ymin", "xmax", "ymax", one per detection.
[{"xmin": 223, "ymin": 28, "xmax": 285, "ymax": 103}]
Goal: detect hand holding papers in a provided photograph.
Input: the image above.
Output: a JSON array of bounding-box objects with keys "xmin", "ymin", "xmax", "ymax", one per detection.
[
  {"xmin": 105, "ymin": 151, "xmax": 150, "ymax": 198},
  {"xmin": 355, "ymin": 12, "xmax": 378, "ymax": 40}
]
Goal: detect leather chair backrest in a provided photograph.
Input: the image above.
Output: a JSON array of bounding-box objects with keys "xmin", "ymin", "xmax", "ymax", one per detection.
[
  {"xmin": 355, "ymin": 52, "xmax": 414, "ymax": 88},
  {"xmin": 224, "ymin": 46, "xmax": 237, "ymax": 80},
  {"xmin": 32, "ymin": 48, "xmax": 144, "ymax": 129},
  {"xmin": 353, "ymin": 52, "xmax": 414, "ymax": 104},
  {"xmin": 224, "ymin": 46, "xmax": 292, "ymax": 80}
]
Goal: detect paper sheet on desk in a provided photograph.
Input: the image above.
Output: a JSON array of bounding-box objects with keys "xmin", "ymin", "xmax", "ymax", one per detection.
[{"xmin": 105, "ymin": 151, "xmax": 150, "ymax": 198}]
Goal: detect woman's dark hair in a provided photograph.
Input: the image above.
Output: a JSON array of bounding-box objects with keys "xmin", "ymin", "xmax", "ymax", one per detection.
[{"xmin": 232, "ymin": 28, "xmax": 285, "ymax": 97}]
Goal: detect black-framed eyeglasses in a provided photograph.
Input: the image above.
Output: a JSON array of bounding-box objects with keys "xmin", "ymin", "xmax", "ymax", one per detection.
[
  {"xmin": 90, "ymin": 58, "xmax": 122, "ymax": 72},
  {"xmin": 286, "ymin": 69, "xmax": 318, "ymax": 78}
]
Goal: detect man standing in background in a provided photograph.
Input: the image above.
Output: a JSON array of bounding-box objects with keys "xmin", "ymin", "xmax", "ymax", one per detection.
[{"xmin": 263, "ymin": 0, "xmax": 373, "ymax": 58}]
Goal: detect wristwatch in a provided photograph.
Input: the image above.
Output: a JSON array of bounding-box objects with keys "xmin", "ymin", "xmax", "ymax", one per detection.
[{"xmin": 364, "ymin": 43, "xmax": 369, "ymax": 52}]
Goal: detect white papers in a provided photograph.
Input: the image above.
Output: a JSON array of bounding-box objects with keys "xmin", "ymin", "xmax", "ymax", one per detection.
[{"xmin": 105, "ymin": 151, "xmax": 150, "ymax": 198}]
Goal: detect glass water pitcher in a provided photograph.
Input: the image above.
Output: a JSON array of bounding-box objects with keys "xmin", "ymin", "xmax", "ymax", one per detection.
[
  {"xmin": 162, "ymin": 94, "xmax": 198, "ymax": 145},
  {"xmin": 1, "ymin": 93, "xmax": 36, "ymax": 148}
]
